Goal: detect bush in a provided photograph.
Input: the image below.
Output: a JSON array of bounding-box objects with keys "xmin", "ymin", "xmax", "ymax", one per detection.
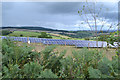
[
  {"xmin": 2, "ymin": 39, "xmax": 64, "ymax": 78},
  {"xmin": 84, "ymin": 37, "xmax": 90, "ymax": 40},
  {"xmin": 38, "ymin": 32, "xmax": 52, "ymax": 38},
  {"xmin": 2, "ymin": 30, "xmax": 12, "ymax": 36},
  {"xmin": 30, "ymin": 36, "xmax": 36, "ymax": 37},
  {"xmin": 2, "ymin": 39, "xmax": 119, "ymax": 79},
  {"xmin": 59, "ymin": 48, "xmax": 119, "ymax": 78},
  {"xmin": 98, "ymin": 32, "xmax": 118, "ymax": 45},
  {"xmin": 20, "ymin": 34, "xmax": 23, "ymax": 37}
]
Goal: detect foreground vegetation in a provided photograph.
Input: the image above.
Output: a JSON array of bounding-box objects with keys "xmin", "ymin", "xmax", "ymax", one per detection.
[{"xmin": 2, "ymin": 39, "xmax": 119, "ymax": 79}]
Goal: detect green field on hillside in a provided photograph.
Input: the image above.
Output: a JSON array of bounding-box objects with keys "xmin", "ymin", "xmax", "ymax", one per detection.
[
  {"xmin": 8, "ymin": 31, "xmax": 84, "ymax": 40},
  {"xmin": 8, "ymin": 31, "xmax": 41, "ymax": 37}
]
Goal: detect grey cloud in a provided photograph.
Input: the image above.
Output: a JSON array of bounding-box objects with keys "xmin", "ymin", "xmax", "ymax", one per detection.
[
  {"xmin": 2, "ymin": 2, "xmax": 118, "ymax": 30},
  {"xmin": 2, "ymin": 2, "xmax": 15, "ymax": 10},
  {"xmin": 78, "ymin": 2, "xmax": 118, "ymax": 21},
  {"xmin": 28, "ymin": 2, "xmax": 83, "ymax": 15}
]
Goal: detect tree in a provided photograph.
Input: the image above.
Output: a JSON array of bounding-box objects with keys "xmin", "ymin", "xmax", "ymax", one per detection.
[
  {"xmin": 78, "ymin": 1, "xmax": 117, "ymax": 48},
  {"xmin": 38, "ymin": 32, "xmax": 52, "ymax": 38}
]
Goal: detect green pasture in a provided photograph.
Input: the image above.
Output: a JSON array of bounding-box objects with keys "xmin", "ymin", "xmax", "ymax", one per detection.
[
  {"xmin": 8, "ymin": 31, "xmax": 85, "ymax": 40},
  {"xmin": 8, "ymin": 31, "xmax": 41, "ymax": 37}
]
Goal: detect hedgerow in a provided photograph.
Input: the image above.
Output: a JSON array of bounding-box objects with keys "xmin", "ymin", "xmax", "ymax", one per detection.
[{"xmin": 1, "ymin": 39, "xmax": 119, "ymax": 79}]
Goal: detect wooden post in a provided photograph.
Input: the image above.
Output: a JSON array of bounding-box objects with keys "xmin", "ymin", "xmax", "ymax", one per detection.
[
  {"xmin": 47, "ymin": 41, "xmax": 48, "ymax": 46},
  {"xmin": 102, "ymin": 42, "xmax": 103, "ymax": 48},
  {"xmin": 27, "ymin": 36, "xmax": 29, "ymax": 42},
  {"xmin": 40, "ymin": 39, "xmax": 41, "ymax": 45},
  {"xmin": 56, "ymin": 41, "xmax": 57, "ymax": 45},
  {"xmin": 65, "ymin": 42, "xmax": 66, "ymax": 46},
  {"xmin": 27, "ymin": 36, "xmax": 29, "ymax": 44},
  {"xmin": 88, "ymin": 43, "xmax": 90, "ymax": 50},
  {"xmin": 34, "ymin": 38, "xmax": 35, "ymax": 45},
  {"xmin": 27, "ymin": 36, "xmax": 31, "ymax": 46},
  {"xmin": 102, "ymin": 31, "xmax": 103, "ymax": 48}
]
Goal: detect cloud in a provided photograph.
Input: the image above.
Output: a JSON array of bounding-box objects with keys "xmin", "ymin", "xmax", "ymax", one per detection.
[
  {"xmin": 2, "ymin": 2, "xmax": 118, "ymax": 30},
  {"xmin": 73, "ymin": 17, "xmax": 118, "ymax": 31}
]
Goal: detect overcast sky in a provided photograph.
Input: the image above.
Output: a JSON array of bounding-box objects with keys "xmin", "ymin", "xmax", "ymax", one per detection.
[{"xmin": 2, "ymin": 2, "xmax": 118, "ymax": 31}]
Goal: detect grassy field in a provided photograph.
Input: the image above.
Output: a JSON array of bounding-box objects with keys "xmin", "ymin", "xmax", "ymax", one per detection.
[
  {"xmin": 8, "ymin": 31, "xmax": 41, "ymax": 37},
  {"xmin": 8, "ymin": 31, "xmax": 72, "ymax": 39},
  {"xmin": 8, "ymin": 31, "xmax": 85, "ymax": 40},
  {"xmin": 17, "ymin": 42, "xmax": 117, "ymax": 60}
]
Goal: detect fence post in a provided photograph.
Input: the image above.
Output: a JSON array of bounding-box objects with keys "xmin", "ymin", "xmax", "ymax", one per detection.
[
  {"xmin": 40, "ymin": 39, "xmax": 41, "ymax": 45},
  {"xmin": 27, "ymin": 36, "xmax": 30, "ymax": 44},
  {"xmin": 65, "ymin": 42, "xmax": 66, "ymax": 46},
  {"xmin": 88, "ymin": 43, "xmax": 90, "ymax": 50},
  {"xmin": 102, "ymin": 42, "xmax": 103, "ymax": 48},
  {"xmin": 47, "ymin": 41, "xmax": 48, "ymax": 46}
]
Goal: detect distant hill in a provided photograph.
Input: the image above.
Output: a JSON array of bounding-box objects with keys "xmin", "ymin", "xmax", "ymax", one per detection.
[
  {"xmin": 2, "ymin": 27, "xmax": 69, "ymax": 32},
  {"xmin": 2, "ymin": 26, "xmax": 116, "ymax": 32},
  {"xmin": 2, "ymin": 26, "xmax": 115, "ymax": 38}
]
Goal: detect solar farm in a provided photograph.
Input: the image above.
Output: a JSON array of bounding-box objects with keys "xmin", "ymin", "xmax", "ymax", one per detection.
[{"xmin": 1, "ymin": 36, "xmax": 108, "ymax": 48}]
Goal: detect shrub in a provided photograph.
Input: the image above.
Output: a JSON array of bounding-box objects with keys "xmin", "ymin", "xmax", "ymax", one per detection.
[
  {"xmin": 38, "ymin": 69, "xmax": 58, "ymax": 78},
  {"xmin": 2, "ymin": 39, "xmax": 119, "ymax": 79},
  {"xmin": 84, "ymin": 37, "xmax": 90, "ymax": 40},
  {"xmin": 59, "ymin": 48, "xmax": 119, "ymax": 78},
  {"xmin": 2, "ymin": 39, "xmax": 65, "ymax": 78},
  {"xmin": 38, "ymin": 32, "xmax": 52, "ymax": 38},
  {"xmin": 20, "ymin": 34, "xmax": 23, "ymax": 37},
  {"xmin": 2, "ymin": 30, "xmax": 12, "ymax": 36},
  {"xmin": 38, "ymin": 32, "xmax": 48, "ymax": 38}
]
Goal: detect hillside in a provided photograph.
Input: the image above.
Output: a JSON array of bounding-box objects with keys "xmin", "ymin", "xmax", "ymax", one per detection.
[
  {"xmin": 2, "ymin": 27, "xmax": 95, "ymax": 39},
  {"xmin": 2, "ymin": 27, "xmax": 68, "ymax": 32},
  {"xmin": 2, "ymin": 26, "xmax": 116, "ymax": 39}
]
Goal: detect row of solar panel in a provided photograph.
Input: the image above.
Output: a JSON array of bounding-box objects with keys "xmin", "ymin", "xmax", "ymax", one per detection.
[
  {"xmin": 75, "ymin": 42, "xmax": 107, "ymax": 47},
  {"xmin": 1, "ymin": 36, "xmax": 107, "ymax": 47}
]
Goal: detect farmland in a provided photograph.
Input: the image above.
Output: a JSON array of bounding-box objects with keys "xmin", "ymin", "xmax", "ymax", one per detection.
[
  {"xmin": 2, "ymin": 27, "xmax": 95, "ymax": 39},
  {"xmin": 9, "ymin": 31, "xmax": 41, "ymax": 37},
  {"xmin": 8, "ymin": 31, "xmax": 74, "ymax": 39}
]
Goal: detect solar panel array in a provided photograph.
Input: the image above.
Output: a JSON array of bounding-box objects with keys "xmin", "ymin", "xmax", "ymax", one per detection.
[
  {"xmin": 75, "ymin": 41, "xmax": 107, "ymax": 48},
  {"xmin": 0, "ymin": 36, "xmax": 107, "ymax": 48}
]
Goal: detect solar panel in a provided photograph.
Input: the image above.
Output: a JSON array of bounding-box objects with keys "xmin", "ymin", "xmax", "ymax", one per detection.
[
  {"xmin": 1, "ymin": 36, "xmax": 108, "ymax": 48},
  {"xmin": 75, "ymin": 41, "xmax": 107, "ymax": 48}
]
